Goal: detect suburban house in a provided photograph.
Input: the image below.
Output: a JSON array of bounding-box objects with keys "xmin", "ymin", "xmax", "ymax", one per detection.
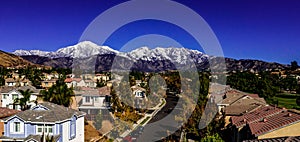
[
  {"xmin": 19, "ymin": 79, "xmax": 31, "ymax": 87},
  {"xmin": 217, "ymin": 90, "xmax": 266, "ymax": 115},
  {"xmin": 0, "ymin": 102, "xmax": 85, "ymax": 142},
  {"xmin": 41, "ymin": 79, "xmax": 57, "ymax": 89},
  {"xmin": 94, "ymin": 74, "xmax": 110, "ymax": 82},
  {"xmin": 5, "ymin": 78, "xmax": 16, "ymax": 87},
  {"xmin": 0, "ymin": 107, "xmax": 20, "ymax": 137},
  {"xmin": 80, "ymin": 74, "xmax": 94, "ymax": 80},
  {"xmin": 131, "ymin": 85, "xmax": 147, "ymax": 109},
  {"xmin": 230, "ymin": 106, "xmax": 300, "ymax": 142},
  {"xmin": 0, "ymin": 86, "xmax": 40, "ymax": 110},
  {"xmin": 84, "ymin": 80, "xmax": 96, "ymax": 88},
  {"xmin": 77, "ymin": 86, "xmax": 111, "ymax": 121},
  {"xmin": 64, "ymin": 78, "xmax": 85, "ymax": 88}
]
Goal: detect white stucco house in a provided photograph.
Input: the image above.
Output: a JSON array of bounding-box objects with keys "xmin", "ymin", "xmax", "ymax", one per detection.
[
  {"xmin": 77, "ymin": 86, "xmax": 111, "ymax": 121},
  {"xmin": 0, "ymin": 86, "xmax": 39, "ymax": 110}
]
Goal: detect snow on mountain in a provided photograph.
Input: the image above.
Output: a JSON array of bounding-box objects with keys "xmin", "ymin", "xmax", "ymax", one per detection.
[
  {"xmin": 13, "ymin": 50, "xmax": 69, "ymax": 58},
  {"xmin": 57, "ymin": 41, "xmax": 119, "ymax": 58},
  {"xmin": 126, "ymin": 46, "xmax": 207, "ymax": 64},
  {"xmin": 12, "ymin": 41, "xmax": 208, "ymax": 64}
]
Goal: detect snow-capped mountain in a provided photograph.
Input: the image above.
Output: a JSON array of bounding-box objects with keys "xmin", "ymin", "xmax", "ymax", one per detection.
[
  {"xmin": 57, "ymin": 41, "xmax": 119, "ymax": 58},
  {"xmin": 13, "ymin": 41, "xmax": 119, "ymax": 59},
  {"xmin": 13, "ymin": 50, "xmax": 69, "ymax": 58},
  {"xmin": 12, "ymin": 41, "xmax": 208, "ymax": 64},
  {"xmin": 125, "ymin": 46, "xmax": 208, "ymax": 64},
  {"xmin": 13, "ymin": 41, "xmax": 288, "ymax": 72}
]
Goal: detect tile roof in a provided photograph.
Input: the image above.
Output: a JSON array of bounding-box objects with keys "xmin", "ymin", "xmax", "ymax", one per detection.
[
  {"xmin": 131, "ymin": 85, "xmax": 146, "ymax": 92},
  {"xmin": 4, "ymin": 102, "xmax": 85, "ymax": 123},
  {"xmin": 98, "ymin": 86, "xmax": 111, "ymax": 96},
  {"xmin": 5, "ymin": 78, "xmax": 15, "ymax": 83},
  {"xmin": 243, "ymin": 136, "xmax": 300, "ymax": 142},
  {"xmin": 249, "ymin": 110, "xmax": 300, "ymax": 136},
  {"xmin": 0, "ymin": 107, "xmax": 20, "ymax": 119},
  {"xmin": 231, "ymin": 106, "xmax": 283, "ymax": 128},
  {"xmin": 64, "ymin": 78, "xmax": 82, "ymax": 83},
  {"xmin": 74, "ymin": 86, "xmax": 111, "ymax": 96},
  {"xmin": 225, "ymin": 103, "xmax": 262, "ymax": 116},
  {"xmin": 0, "ymin": 86, "xmax": 41, "ymax": 94}
]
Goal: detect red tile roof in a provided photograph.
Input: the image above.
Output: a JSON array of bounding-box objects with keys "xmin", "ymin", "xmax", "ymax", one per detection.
[
  {"xmin": 231, "ymin": 106, "xmax": 283, "ymax": 128},
  {"xmin": 0, "ymin": 107, "xmax": 20, "ymax": 119},
  {"xmin": 232, "ymin": 106, "xmax": 300, "ymax": 137},
  {"xmin": 249, "ymin": 110, "xmax": 300, "ymax": 136},
  {"xmin": 64, "ymin": 78, "xmax": 82, "ymax": 83}
]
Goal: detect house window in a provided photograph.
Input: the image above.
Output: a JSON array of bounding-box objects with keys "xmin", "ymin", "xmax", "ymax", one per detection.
[
  {"xmin": 37, "ymin": 124, "xmax": 53, "ymax": 135},
  {"xmin": 70, "ymin": 118, "xmax": 76, "ymax": 139},
  {"xmin": 14, "ymin": 122, "xmax": 20, "ymax": 132},
  {"xmin": 3, "ymin": 94, "xmax": 7, "ymax": 99},
  {"xmin": 37, "ymin": 125, "xmax": 43, "ymax": 133},
  {"xmin": 86, "ymin": 96, "xmax": 90, "ymax": 103},
  {"xmin": 12, "ymin": 94, "xmax": 18, "ymax": 100},
  {"xmin": 94, "ymin": 97, "xmax": 99, "ymax": 102}
]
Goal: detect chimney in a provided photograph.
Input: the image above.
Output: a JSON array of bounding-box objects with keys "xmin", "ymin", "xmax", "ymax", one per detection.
[{"xmin": 263, "ymin": 118, "xmax": 267, "ymax": 122}]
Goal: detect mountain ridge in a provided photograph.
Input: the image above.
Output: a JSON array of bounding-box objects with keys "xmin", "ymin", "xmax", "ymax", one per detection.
[{"xmin": 12, "ymin": 41, "xmax": 288, "ymax": 72}]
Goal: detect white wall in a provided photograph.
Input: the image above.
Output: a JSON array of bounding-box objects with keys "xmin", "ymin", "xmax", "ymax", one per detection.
[{"xmin": 1, "ymin": 90, "xmax": 37, "ymax": 110}]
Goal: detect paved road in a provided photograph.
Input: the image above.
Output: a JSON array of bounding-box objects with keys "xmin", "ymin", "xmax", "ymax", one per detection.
[{"xmin": 135, "ymin": 92, "xmax": 182, "ymax": 142}]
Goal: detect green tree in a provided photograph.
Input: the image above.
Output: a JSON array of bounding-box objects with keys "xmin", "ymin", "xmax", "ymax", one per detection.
[
  {"xmin": 41, "ymin": 76, "xmax": 74, "ymax": 107},
  {"xmin": 96, "ymin": 79, "xmax": 105, "ymax": 88},
  {"xmin": 291, "ymin": 61, "xmax": 299, "ymax": 71},
  {"xmin": 201, "ymin": 133, "xmax": 224, "ymax": 142},
  {"xmin": 14, "ymin": 89, "xmax": 33, "ymax": 111}
]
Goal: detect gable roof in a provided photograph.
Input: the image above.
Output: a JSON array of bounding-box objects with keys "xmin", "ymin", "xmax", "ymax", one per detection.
[
  {"xmin": 5, "ymin": 78, "xmax": 15, "ymax": 83},
  {"xmin": 131, "ymin": 85, "xmax": 146, "ymax": 92},
  {"xmin": 24, "ymin": 134, "xmax": 60, "ymax": 142},
  {"xmin": 5, "ymin": 102, "xmax": 85, "ymax": 123},
  {"xmin": 0, "ymin": 86, "xmax": 41, "ymax": 94}
]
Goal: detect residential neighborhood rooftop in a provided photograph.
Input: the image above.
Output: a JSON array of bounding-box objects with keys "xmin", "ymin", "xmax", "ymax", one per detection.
[
  {"xmin": 4, "ymin": 102, "xmax": 85, "ymax": 123},
  {"xmin": 0, "ymin": 107, "xmax": 20, "ymax": 119}
]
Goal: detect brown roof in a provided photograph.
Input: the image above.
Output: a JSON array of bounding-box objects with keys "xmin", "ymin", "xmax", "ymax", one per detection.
[
  {"xmin": 225, "ymin": 103, "xmax": 262, "ymax": 116},
  {"xmin": 131, "ymin": 85, "xmax": 146, "ymax": 92},
  {"xmin": 4, "ymin": 102, "xmax": 85, "ymax": 122},
  {"xmin": 243, "ymin": 136, "xmax": 300, "ymax": 142},
  {"xmin": 0, "ymin": 107, "xmax": 20, "ymax": 119},
  {"xmin": 5, "ymin": 78, "xmax": 15, "ymax": 83},
  {"xmin": 0, "ymin": 86, "xmax": 41, "ymax": 94},
  {"xmin": 74, "ymin": 86, "xmax": 111, "ymax": 96},
  {"xmin": 64, "ymin": 78, "xmax": 82, "ymax": 83},
  {"xmin": 249, "ymin": 110, "xmax": 300, "ymax": 136},
  {"xmin": 247, "ymin": 94, "xmax": 260, "ymax": 98},
  {"xmin": 231, "ymin": 106, "xmax": 283, "ymax": 128},
  {"xmin": 98, "ymin": 86, "xmax": 111, "ymax": 96},
  {"xmin": 21, "ymin": 78, "xmax": 31, "ymax": 83}
]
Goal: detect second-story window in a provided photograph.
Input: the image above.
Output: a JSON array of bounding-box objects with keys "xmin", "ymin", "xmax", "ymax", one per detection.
[
  {"xmin": 14, "ymin": 122, "xmax": 20, "ymax": 132},
  {"xmin": 12, "ymin": 94, "xmax": 18, "ymax": 100},
  {"xmin": 37, "ymin": 124, "xmax": 53, "ymax": 135},
  {"xmin": 86, "ymin": 96, "xmax": 90, "ymax": 103}
]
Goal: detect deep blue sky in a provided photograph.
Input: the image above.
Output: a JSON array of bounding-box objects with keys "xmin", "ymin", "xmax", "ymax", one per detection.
[{"xmin": 1, "ymin": 0, "xmax": 300, "ymax": 64}]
